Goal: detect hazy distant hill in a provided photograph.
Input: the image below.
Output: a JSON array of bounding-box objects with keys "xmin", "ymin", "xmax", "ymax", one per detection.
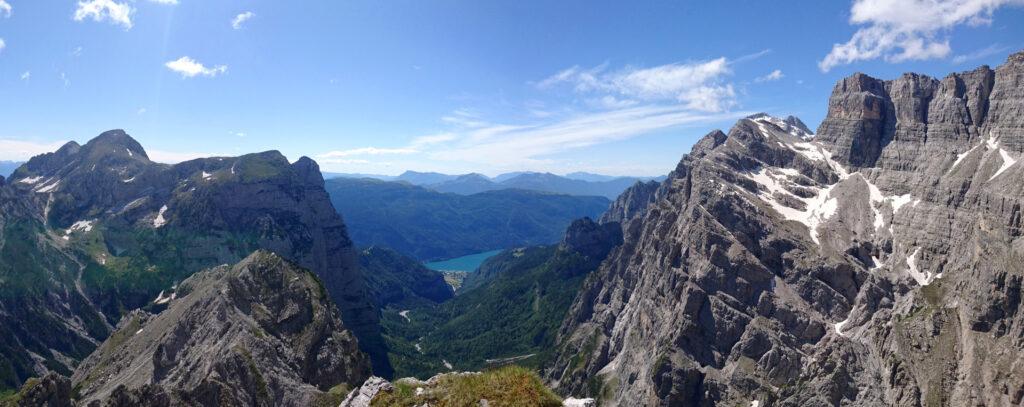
[
  {"xmin": 0, "ymin": 161, "xmax": 23, "ymax": 178},
  {"xmin": 324, "ymin": 177, "xmax": 610, "ymax": 261},
  {"xmin": 427, "ymin": 171, "xmax": 662, "ymax": 199},
  {"xmin": 395, "ymin": 170, "xmax": 458, "ymax": 185},
  {"xmin": 321, "ymin": 170, "xmax": 662, "ymax": 199}
]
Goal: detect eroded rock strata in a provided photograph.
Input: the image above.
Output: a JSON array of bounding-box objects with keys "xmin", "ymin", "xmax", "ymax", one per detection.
[{"xmin": 548, "ymin": 51, "xmax": 1024, "ymax": 406}]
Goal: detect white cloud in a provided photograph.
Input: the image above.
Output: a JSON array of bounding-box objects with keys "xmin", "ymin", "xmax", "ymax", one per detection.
[
  {"xmin": 952, "ymin": 43, "xmax": 1010, "ymax": 64},
  {"xmin": 0, "ymin": 139, "xmax": 69, "ymax": 161},
  {"xmin": 755, "ymin": 69, "xmax": 784, "ymax": 83},
  {"xmin": 428, "ymin": 106, "xmax": 747, "ymax": 167},
  {"xmin": 820, "ymin": 0, "xmax": 1024, "ymax": 71},
  {"xmin": 71, "ymin": 46, "xmax": 84, "ymax": 57},
  {"xmin": 229, "ymin": 131, "xmax": 246, "ymax": 137},
  {"xmin": 317, "ymin": 158, "xmax": 371, "ymax": 165},
  {"xmin": 165, "ymin": 56, "xmax": 228, "ymax": 78},
  {"xmin": 232, "ymin": 11, "xmax": 254, "ymax": 29},
  {"xmin": 318, "ymin": 147, "xmax": 418, "ymax": 159},
  {"xmin": 0, "ymin": 38, "xmax": 5, "ymax": 54},
  {"xmin": 409, "ymin": 133, "xmax": 457, "ymax": 148},
  {"xmin": 74, "ymin": 0, "xmax": 134, "ymax": 30},
  {"xmin": 136, "ymin": 107, "xmax": 146, "ymax": 115},
  {"xmin": 0, "ymin": 0, "xmax": 11, "ymax": 17},
  {"xmin": 0, "ymin": 137, "xmax": 225, "ymax": 164},
  {"xmin": 441, "ymin": 109, "xmax": 489, "ymax": 128},
  {"xmin": 20, "ymin": 71, "xmax": 30, "ymax": 80},
  {"xmin": 589, "ymin": 95, "xmax": 638, "ymax": 109},
  {"xmin": 538, "ymin": 58, "xmax": 736, "ymax": 112},
  {"xmin": 148, "ymin": 0, "xmax": 178, "ymax": 4},
  {"xmin": 316, "ymin": 133, "xmax": 458, "ymax": 165}
]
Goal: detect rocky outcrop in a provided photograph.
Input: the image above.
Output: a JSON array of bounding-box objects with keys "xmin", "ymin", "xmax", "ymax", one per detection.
[
  {"xmin": 561, "ymin": 218, "xmax": 623, "ymax": 264},
  {"xmin": 71, "ymin": 251, "xmax": 370, "ymax": 406},
  {"xmin": 1, "ymin": 130, "xmax": 388, "ymax": 383},
  {"xmin": 338, "ymin": 376, "xmax": 392, "ymax": 407},
  {"xmin": 0, "ymin": 372, "xmax": 73, "ymax": 407},
  {"xmin": 547, "ymin": 50, "xmax": 1024, "ymax": 406},
  {"xmin": 342, "ymin": 367, "xmax": 565, "ymax": 407},
  {"xmin": 598, "ymin": 181, "xmax": 659, "ymax": 225}
]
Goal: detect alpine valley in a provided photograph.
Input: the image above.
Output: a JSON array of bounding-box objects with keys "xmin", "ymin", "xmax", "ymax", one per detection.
[{"xmin": 2, "ymin": 50, "xmax": 1024, "ymax": 407}]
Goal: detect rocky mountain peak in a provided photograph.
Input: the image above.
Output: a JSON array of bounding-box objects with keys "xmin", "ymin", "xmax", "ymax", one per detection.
[
  {"xmin": 291, "ymin": 156, "xmax": 325, "ymax": 186},
  {"xmin": 746, "ymin": 113, "xmax": 814, "ymax": 139},
  {"xmin": 70, "ymin": 250, "xmax": 370, "ymax": 406},
  {"xmin": 1008, "ymin": 49, "xmax": 1024, "ymax": 64},
  {"xmin": 549, "ymin": 49, "xmax": 1024, "ymax": 406},
  {"xmin": 0, "ymin": 129, "xmax": 388, "ymax": 386},
  {"xmin": 82, "ymin": 129, "xmax": 150, "ymax": 161}
]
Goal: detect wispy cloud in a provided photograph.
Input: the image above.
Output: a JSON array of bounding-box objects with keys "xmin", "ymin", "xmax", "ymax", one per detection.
[
  {"xmin": 319, "ymin": 158, "xmax": 370, "ymax": 165},
  {"xmin": 20, "ymin": 71, "xmax": 30, "ymax": 81},
  {"xmin": 537, "ymin": 58, "xmax": 736, "ymax": 112},
  {"xmin": 232, "ymin": 11, "xmax": 255, "ymax": 29},
  {"xmin": 0, "ymin": 137, "xmax": 226, "ymax": 164},
  {"xmin": 0, "ymin": 0, "xmax": 11, "ymax": 18},
  {"xmin": 148, "ymin": 0, "xmax": 178, "ymax": 4},
  {"xmin": 318, "ymin": 147, "xmax": 418, "ymax": 159},
  {"xmin": 427, "ymin": 106, "xmax": 745, "ymax": 167},
  {"xmin": 820, "ymin": 0, "xmax": 1024, "ymax": 71},
  {"xmin": 755, "ymin": 69, "xmax": 784, "ymax": 83},
  {"xmin": 0, "ymin": 38, "xmax": 5, "ymax": 55},
  {"xmin": 952, "ymin": 43, "xmax": 1011, "ymax": 64},
  {"xmin": 165, "ymin": 56, "xmax": 228, "ymax": 78},
  {"xmin": 321, "ymin": 51, "xmax": 759, "ymax": 173},
  {"xmin": 73, "ymin": 0, "xmax": 134, "ymax": 30},
  {"xmin": 440, "ymin": 109, "xmax": 489, "ymax": 128},
  {"xmin": 409, "ymin": 133, "xmax": 457, "ymax": 148},
  {"xmin": 0, "ymin": 139, "xmax": 69, "ymax": 161}
]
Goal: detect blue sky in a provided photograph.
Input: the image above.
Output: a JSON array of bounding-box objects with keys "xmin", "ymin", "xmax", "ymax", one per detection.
[{"xmin": 0, "ymin": 0, "xmax": 1022, "ymax": 176}]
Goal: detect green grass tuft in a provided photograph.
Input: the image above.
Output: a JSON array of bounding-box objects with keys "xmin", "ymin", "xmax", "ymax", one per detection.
[{"xmin": 371, "ymin": 365, "xmax": 562, "ymax": 407}]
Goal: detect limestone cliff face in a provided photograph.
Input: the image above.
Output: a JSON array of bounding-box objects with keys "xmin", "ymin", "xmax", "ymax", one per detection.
[
  {"xmin": 548, "ymin": 51, "xmax": 1024, "ymax": 406},
  {"xmin": 71, "ymin": 251, "xmax": 370, "ymax": 406},
  {"xmin": 598, "ymin": 181, "xmax": 660, "ymax": 225}
]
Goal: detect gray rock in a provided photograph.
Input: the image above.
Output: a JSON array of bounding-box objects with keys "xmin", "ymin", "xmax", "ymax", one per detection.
[
  {"xmin": 547, "ymin": 50, "xmax": 1024, "ymax": 406},
  {"xmin": 71, "ymin": 251, "xmax": 370, "ymax": 406},
  {"xmin": 0, "ymin": 129, "xmax": 388, "ymax": 385},
  {"xmin": 339, "ymin": 376, "xmax": 392, "ymax": 407}
]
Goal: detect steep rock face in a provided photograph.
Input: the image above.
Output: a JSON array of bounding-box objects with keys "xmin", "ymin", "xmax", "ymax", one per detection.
[
  {"xmin": 548, "ymin": 51, "xmax": 1024, "ymax": 406},
  {"xmin": 71, "ymin": 251, "xmax": 369, "ymax": 406},
  {"xmin": 598, "ymin": 181, "xmax": 659, "ymax": 225},
  {"xmin": 1, "ymin": 130, "xmax": 386, "ymax": 385},
  {"xmin": 561, "ymin": 218, "xmax": 623, "ymax": 263},
  {"xmin": 0, "ymin": 184, "xmax": 110, "ymax": 390}
]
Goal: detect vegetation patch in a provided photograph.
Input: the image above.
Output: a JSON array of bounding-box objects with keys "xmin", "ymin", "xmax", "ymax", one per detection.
[{"xmin": 370, "ymin": 366, "xmax": 562, "ymax": 407}]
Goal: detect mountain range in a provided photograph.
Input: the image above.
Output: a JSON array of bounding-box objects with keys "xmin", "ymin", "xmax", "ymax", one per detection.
[
  {"xmin": 0, "ymin": 162, "xmax": 21, "ymax": 179},
  {"xmin": 1, "ymin": 49, "xmax": 1024, "ymax": 406},
  {"xmin": 544, "ymin": 50, "xmax": 1024, "ymax": 406},
  {"xmin": 0, "ymin": 131, "xmax": 386, "ymax": 400},
  {"xmin": 323, "ymin": 177, "xmax": 610, "ymax": 261},
  {"xmin": 327, "ymin": 170, "xmax": 664, "ymax": 199}
]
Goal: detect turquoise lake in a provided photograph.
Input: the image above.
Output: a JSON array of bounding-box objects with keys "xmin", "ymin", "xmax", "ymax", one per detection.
[{"xmin": 424, "ymin": 249, "xmax": 503, "ymax": 272}]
